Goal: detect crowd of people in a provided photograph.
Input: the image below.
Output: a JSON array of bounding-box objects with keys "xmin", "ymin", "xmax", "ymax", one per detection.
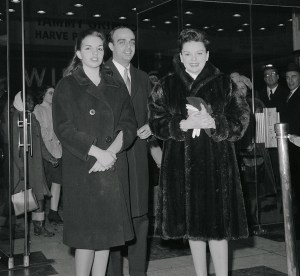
[{"xmin": 0, "ymin": 26, "xmax": 300, "ymax": 276}]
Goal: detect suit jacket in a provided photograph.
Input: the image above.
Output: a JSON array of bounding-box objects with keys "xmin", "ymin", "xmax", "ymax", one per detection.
[
  {"xmin": 281, "ymin": 86, "xmax": 300, "ymax": 135},
  {"xmin": 258, "ymin": 84, "xmax": 289, "ymax": 115},
  {"xmin": 105, "ymin": 58, "xmax": 152, "ymax": 217}
]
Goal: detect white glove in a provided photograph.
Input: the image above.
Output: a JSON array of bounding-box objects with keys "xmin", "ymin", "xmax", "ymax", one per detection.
[{"xmin": 186, "ymin": 104, "xmax": 201, "ymax": 138}]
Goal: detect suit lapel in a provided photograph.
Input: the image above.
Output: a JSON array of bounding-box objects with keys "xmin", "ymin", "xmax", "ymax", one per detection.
[{"xmin": 129, "ymin": 66, "xmax": 138, "ymax": 100}]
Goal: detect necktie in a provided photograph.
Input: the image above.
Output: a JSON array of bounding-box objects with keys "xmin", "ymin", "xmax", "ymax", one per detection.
[
  {"xmin": 123, "ymin": 67, "xmax": 131, "ymax": 94},
  {"xmin": 269, "ymin": 89, "xmax": 273, "ymax": 100},
  {"xmin": 287, "ymin": 91, "xmax": 293, "ymax": 102}
]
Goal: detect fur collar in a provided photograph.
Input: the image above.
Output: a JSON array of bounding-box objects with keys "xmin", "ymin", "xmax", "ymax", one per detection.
[{"xmin": 172, "ymin": 54, "xmax": 222, "ymax": 95}]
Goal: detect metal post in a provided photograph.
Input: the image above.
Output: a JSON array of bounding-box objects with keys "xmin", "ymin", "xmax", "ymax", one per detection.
[{"xmin": 275, "ymin": 123, "xmax": 298, "ymax": 276}]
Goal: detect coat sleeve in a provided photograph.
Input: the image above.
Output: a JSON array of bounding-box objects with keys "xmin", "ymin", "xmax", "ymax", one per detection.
[
  {"xmin": 148, "ymin": 81, "xmax": 186, "ymax": 141},
  {"xmin": 210, "ymin": 78, "xmax": 250, "ymax": 142},
  {"xmin": 52, "ymin": 78, "xmax": 96, "ymax": 161},
  {"xmin": 114, "ymin": 91, "xmax": 137, "ymax": 152}
]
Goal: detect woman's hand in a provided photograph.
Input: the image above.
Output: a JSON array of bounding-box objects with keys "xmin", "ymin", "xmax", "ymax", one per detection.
[
  {"xmin": 88, "ymin": 145, "xmax": 116, "ymax": 172},
  {"xmin": 180, "ymin": 104, "xmax": 216, "ymax": 131}
]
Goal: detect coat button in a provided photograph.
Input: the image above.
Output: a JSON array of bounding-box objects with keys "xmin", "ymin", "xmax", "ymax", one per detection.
[
  {"xmin": 89, "ymin": 109, "xmax": 96, "ymax": 115},
  {"xmin": 105, "ymin": 136, "xmax": 112, "ymax": 143}
]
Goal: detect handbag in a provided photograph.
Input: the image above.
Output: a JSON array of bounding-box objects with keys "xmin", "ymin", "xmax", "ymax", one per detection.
[{"xmin": 11, "ymin": 188, "xmax": 39, "ymax": 216}]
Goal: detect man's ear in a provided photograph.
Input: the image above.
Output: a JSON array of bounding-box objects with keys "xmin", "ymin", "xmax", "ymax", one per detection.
[
  {"xmin": 76, "ymin": 50, "xmax": 82, "ymax": 60},
  {"xmin": 108, "ymin": 42, "xmax": 114, "ymax": 52}
]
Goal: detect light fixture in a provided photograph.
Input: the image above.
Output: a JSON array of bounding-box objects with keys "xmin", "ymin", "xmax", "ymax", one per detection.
[
  {"xmin": 173, "ymin": 15, "xmax": 178, "ymax": 19},
  {"xmin": 37, "ymin": 10, "xmax": 46, "ymax": 14},
  {"xmin": 119, "ymin": 16, "xmax": 126, "ymax": 20},
  {"xmin": 185, "ymin": 23, "xmax": 191, "ymax": 26},
  {"xmin": 9, "ymin": 8, "xmax": 15, "ymax": 12},
  {"xmin": 237, "ymin": 29, "xmax": 243, "ymax": 32},
  {"xmin": 132, "ymin": 7, "xmax": 136, "ymax": 11},
  {"xmin": 74, "ymin": 3, "xmax": 83, "ymax": 7},
  {"xmin": 93, "ymin": 14, "xmax": 101, "ymax": 17},
  {"xmin": 143, "ymin": 18, "xmax": 150, "ymax": 22},
  {"xmin": 242, "ymin": 23, "xmax": 249, "ymax": 26},
  {"xmin": 152, "ymin": 25, "xmax": 156, "ymax": 28},
  {"xmin": 185, "ymin": 11, "xmax": 193, "ymax": 15},
  {"xmin": 217, "ymin": 28, "xmax": 224, "ymax": 32},
  {"xmin": 278, "ymin": 23, "xmax": 284, "ymax": 27},
  {"xmin": 288, "ymin": 18, "xmax": 293, "ymax": 22},
  {"xmin": 233, "ymin": 14, "xmax": 241, "ymax": 17},
  {"xmin": 203, "ymin": 26, "xmax": 209, "ymax": 29},
  {"xmin": 164, "ymin": 21, "xmax": 171, "ymax": 24},
  {"xmin": 11, "ymin": 0, "xmax": 20, "ymax": 3},
  {"xmin": 66, "ymin": 12, "xmax": 74, "ymax": 16},
  {"xmin": 259, "ymin": 27, "xmax": 266, "ymax": 30}
]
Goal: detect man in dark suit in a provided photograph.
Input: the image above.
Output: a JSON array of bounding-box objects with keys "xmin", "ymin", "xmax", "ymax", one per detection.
[
  {"xmin": 281, "ymin": 63, "xmax": 300, "ymax": 227},
  {"xmin": 105, "ymin": 26, "xmax": 161, "ymax": 276},
  {"xmin": 258, "ymin": 65, "xmax": 289, "ymax": 209}
]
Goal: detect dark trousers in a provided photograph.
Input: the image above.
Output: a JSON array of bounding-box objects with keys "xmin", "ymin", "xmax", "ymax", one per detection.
[{"xmin": 106, "ymin": 214, "xmax": 149, "ymax": 276}]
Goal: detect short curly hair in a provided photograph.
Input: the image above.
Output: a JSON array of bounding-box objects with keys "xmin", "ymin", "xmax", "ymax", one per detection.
[{"xmin": 178, "ymin": 28, "xmax": 210, "ymax": 52}]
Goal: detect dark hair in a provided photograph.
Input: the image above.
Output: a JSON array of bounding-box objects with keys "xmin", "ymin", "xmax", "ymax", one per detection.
[
  {"xmin": 108, "ymin": 26, "xmax": 134, "ymax": 44},
  {"xmin": 36, "ymin": 85, "xmax": 54, "ymax": 104},
  {"xmin": 64, "ymin": 29, "xmax": 106, "ymax": 77},
  {"xmin": 178, "ymin": 28, "xmax": 210, "ymax": 52}
]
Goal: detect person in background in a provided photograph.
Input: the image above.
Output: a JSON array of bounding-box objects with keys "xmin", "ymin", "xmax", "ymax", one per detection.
[
  {"xmin": 52, "ymin": 29, "xmax": 137, "ymax": 276},
  {"xmin": 12, "ymin": 91, "xmax": 56, "ymax": 236},
  {"xmin": 34, "ymin": 85, "xmax": 63, "ymax": 225},
  {"xmin": 105, "ymin": 26, "xmax": 161, "ymax": 276},
  {"xmin": 148, "ymin": 28, "xmax": 250, "ymax": 276},
  {"xmin": 281, "ymin": 62, "xmax": 300, "ymax": 234}
]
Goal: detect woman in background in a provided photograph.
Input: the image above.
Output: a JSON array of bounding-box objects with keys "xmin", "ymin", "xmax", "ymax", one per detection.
[{"xmin": 34, "ymin": 85, "xmax": 63, "ymax": 225}]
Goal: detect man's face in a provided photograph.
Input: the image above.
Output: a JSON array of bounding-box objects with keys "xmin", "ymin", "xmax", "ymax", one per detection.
[
  {"xmin": 109, "ymin": 28, "xmax": 135, "ymax": 67},
  {"xmin": 286, "ymin": 71, "xmax": 300, "ymax": 91},
  {"xmin": 264, "ymin": 69, "xmax": 279, "ymax": 88}
]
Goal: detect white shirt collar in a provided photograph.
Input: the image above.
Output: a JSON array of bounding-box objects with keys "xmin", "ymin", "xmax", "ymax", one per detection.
[
  {"xmin": 267, "ymin": 84, "xmax": 278, "ymax": 94},
  {"xmin": 186, "ymin": 70, "xmax": 198, "ymax": 80},
  {"xmin": 112, "ymin": 59, "xmax": 131, "ymax": 80}
]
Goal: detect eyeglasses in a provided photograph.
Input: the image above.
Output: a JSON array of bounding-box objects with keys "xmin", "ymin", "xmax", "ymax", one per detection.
[{"xmin": 264, "ymin": 72, "xmax": 277, "ymax": 77}]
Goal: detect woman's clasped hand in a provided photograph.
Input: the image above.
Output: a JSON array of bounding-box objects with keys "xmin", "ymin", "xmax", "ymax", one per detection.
[{"xmin": 88, "ymin": 145, "xmax": 117, "ymax": 173}]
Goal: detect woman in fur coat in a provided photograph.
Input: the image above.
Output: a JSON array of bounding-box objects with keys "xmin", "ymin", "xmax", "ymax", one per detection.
[{"xmin": 148, "ymin": 29, "xmax": 250, "ymax": 276}]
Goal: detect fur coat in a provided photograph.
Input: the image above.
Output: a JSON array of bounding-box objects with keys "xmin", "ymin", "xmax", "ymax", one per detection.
[{"xmin": 148, "ymin": 55, "xmax": 250, "ymax": 240}]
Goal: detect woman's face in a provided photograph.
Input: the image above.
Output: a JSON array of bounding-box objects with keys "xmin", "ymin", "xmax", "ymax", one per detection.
[
  {"xmin": 180, "ymin": 41, "xmax": 209, "ymax": 75},
  {"xmin": 230, "ymin": 72, "xmax": 240, "ymax": 83},
  {"xmin": 236, "ymin": 81, "xmax": 248, "ymax": 97},
  {"xmin": 43, "ymin": 87, "xmax": 54, "ymax": 104},
  {"xmin": 76, "ymin": 35, "xmax": 104, "ymax": 70}
]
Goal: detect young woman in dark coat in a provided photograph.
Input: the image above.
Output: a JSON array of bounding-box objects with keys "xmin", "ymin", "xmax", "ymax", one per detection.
[
  {"xmin": 52, "ymin": 30, "xmax": 137, "ymax": 276},
  {"xmin": 148, "ymin": 29, "xmax": 250, "ymax": 276}
]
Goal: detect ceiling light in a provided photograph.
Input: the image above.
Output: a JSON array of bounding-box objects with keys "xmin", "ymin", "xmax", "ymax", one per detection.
[
  {"xmin": 74, "ymin": 3, "xmax": 83, "ymax": 8},
  {"xmin": 185, "ymin": 23, "xmax": 191, "ymax": 26},
  {"xmin": 132, "ymin": 7, "xmax": 136, "ymax": 11},
  {"xmin": 242, "ymin": 23, "xmax": 249, "ymax": 26},
  {"xmin": 185, "ymin": 11, "xmax": 193, "ymax": 15},
  {"xmin": 237, "ymin": 29, "xmax": 243, "ymax": 32},
  {"xmin": 164, "ymin": 21, "xmax": 171, "ymax": 24},
  {"xmin": 143, "ymin": 18, "xmax": 150, "ymax": 22},
  {"xmin": 119, "ymin": 16, "xmax": 126, "ymax": 20},
  {"xmin": 203, "ymin": 26, "xmax": 209, "ymax": 29},
  {"xmin": 278, "ymin": 23, "xmax": 284, "ymax": 27},
  {"xmin": 93, "ymin": 14, "xmax": 101, "ymax": 17},
  {"xmin": 217, "ymin": 28, "xmax": 224, "ymax": 31},
  {"xmin": 152, "ymin": 25, "xmax": 156, "ymax": 28},
  {"xmin": 9, "ymin": 9, "xmax": 15, "ymax": 12},
  {"xmin": 233, "ymin": 14, "xmax": 241, "ymax": 17},
  {"xmin": 37, "ymin": 10, "xmax": 46, "ymax": 14},
  {"xmin": 11, "ymin": 0, "xmax": 20, "ymax": 3},
  {"xmin": 173, "ymin": 15, "xmax": 178, "ymax": 19},
  {"xmin": 66, "ymin": 12, "xmax": 74, "ymax": 16},
  {"xmin": 259, "ymin": 27, "xmax": 266, "ymax": 30},
  {"xmin": 288, "ymin": 18, "xmax": 293, "ymax": 22}
]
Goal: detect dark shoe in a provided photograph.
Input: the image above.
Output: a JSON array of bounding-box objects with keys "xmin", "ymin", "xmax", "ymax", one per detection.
[
  {"xmin": 48, "ymin": 209, "xmax": 63, "ymax": 225},
  {"xmin": 33, "ymin": 221, "xmax": 55, "ymax": 237}
]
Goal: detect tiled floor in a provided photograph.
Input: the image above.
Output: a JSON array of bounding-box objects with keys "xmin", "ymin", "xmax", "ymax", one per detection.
[{"xmin": 0, "ymin": 220, "xmax": 298, "ymax": 275}]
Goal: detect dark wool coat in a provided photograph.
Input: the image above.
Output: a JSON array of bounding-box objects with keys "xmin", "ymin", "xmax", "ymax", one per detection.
[
  {"xmin": 105, "ymin": 58, "xmax": 153, "ymax": 217},
  {"xmin": 148, "ymin": 56, "xmax": 250, "ymax": 240},
  {"xmin": 53, "ymin": 67, "xmax": 137, "ymax": 250}
]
